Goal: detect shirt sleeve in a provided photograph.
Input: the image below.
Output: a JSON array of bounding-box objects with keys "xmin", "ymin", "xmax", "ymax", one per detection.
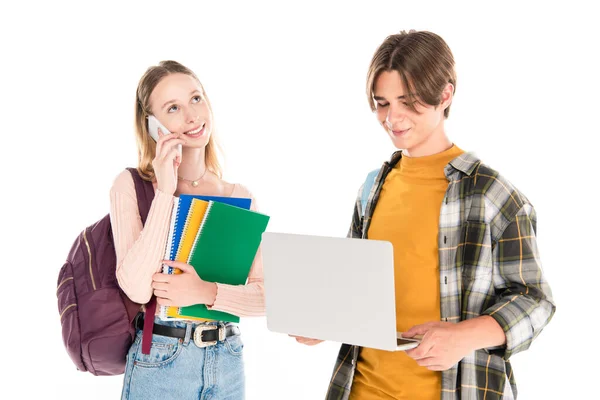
[
  {"xmin": 482, "ymin": 204, "xmax": 556, "ymax": 360},
  {"xmin": 109, "ymin": 170, "xmax": 175, "ymax": 304}
]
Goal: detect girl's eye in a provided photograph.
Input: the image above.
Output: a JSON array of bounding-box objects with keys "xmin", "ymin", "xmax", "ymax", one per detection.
[
  {"xmin": 192, "ymin": 95, "xmax": 202, "ymax": 103},
  {"xmin": 168, "ymin": 105, "xmax": 179, "ymax": 113}
]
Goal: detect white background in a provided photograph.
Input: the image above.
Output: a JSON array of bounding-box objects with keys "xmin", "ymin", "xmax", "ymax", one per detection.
[{"xmin": 1, "ymin": 1, "xmax": 598, "ymax": 399}]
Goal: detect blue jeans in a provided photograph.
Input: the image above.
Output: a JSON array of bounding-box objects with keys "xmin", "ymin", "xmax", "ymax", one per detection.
[{"xmin": 121, "ymin": 317, "xmax": 245, "ymax": 400}]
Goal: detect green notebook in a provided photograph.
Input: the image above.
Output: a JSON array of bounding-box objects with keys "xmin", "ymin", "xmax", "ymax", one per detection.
[{"xmin": 179, "ymin": 200, "xmax": 270, "ymax": 322}]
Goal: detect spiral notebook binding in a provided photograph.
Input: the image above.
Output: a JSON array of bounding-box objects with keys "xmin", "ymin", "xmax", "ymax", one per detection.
[
  {"xmin": 160, "ymin": 197, "xmax": 180, "ymax": 319},
  {"xmin": 187, "ymin": 201, "xmax": 213, "ymax": 263},
  {"xmin": 168, "ymin": 202, "xmax": 181, "ymax": 262},
  {"xmin": 174, "ymin": 206, "xmax": 193, "ymax": 263},
  {"xmin": 162, "ymin": 197, "xmax": 180, "ymax": 275}
]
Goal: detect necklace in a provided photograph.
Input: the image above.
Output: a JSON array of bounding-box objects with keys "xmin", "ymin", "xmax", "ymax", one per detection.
[{"xmin": 178, "ymin": 168, "xmax": 208, "ymax": 187}]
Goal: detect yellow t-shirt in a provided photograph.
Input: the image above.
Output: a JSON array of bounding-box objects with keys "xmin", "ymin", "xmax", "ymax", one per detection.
[{"xmin": 350, "ymin": 145, "xmax": 464, "ymax": 400}]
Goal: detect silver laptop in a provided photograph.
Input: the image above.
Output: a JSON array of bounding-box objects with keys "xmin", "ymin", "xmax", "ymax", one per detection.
[{"xmin": 261, "ymin": 232, "xmax": 420, "ymax": 351}]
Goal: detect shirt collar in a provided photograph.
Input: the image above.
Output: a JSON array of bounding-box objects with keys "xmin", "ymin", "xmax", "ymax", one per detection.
[{"xmin": 385, "ymin": 150, "xmax": 481, "ymax": 179}]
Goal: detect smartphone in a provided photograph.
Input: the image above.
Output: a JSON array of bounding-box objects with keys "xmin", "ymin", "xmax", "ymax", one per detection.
[
  {"xmin": 396, "ymin": 333, "xmax": 422, "ymax": 351},
  {"xmin": 396, "ymin": 337, "xmax": 420, "ymax": 351},
  {"xmin": 147, "ymin": 115, "xmax": 182, "ymax": 154},
  {"xmin": 147, "ymin": 115, "xmax": 171, "ymax": 141}
]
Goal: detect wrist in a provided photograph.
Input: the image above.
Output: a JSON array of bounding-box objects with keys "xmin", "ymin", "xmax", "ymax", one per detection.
[
  {"xmin": 157, "ymin": 185, "xmax": 175, "ymax": 196},
  {"xmin": 203, "ymin": 282, "xmax": 217, "ymax": 306}
]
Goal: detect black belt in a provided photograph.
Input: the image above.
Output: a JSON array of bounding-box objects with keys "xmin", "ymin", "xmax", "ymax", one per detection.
[{"xmin": 134, "ymin": 314, "xmax": 240, "ymax": 345}]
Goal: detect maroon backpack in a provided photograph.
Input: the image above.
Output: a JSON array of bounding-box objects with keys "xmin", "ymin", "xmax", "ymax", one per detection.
[{"xmin": 57, "ymin": 168, "xmax": 155, "ymax": 375}]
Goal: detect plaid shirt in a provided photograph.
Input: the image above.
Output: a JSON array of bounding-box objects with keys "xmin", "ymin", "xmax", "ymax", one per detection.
[{"xmin": 325, "ymin": 151, "xmax": 555, "ymax": 400}]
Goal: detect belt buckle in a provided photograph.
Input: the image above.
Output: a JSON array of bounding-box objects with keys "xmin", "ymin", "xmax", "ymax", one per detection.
[{"xmin": 193, "ymin": 324, "xmax": 225, "ymax": 348}]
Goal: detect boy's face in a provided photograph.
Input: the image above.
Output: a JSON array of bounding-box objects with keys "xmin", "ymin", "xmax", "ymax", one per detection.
[{"xmin": 373, "ymin": 70, "xmax": 451, "ymax": 157}]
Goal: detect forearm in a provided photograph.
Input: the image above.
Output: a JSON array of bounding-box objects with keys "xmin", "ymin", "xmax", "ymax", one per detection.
[
  {"xmin": 459, "ymin": 315, "xmax": 506, "ymax": 352},
  {"xmin": 112, "ymin": 189, "xmax": 174, "ymax": 304},
  {"xmin": 208, "ymin": 280, "xmax": 265, "ymax": 317}
]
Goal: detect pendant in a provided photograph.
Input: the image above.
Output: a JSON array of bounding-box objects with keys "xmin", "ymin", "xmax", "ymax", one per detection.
[{"xmin": 192, "ymin": 181, "xmax": 199, "ymax": 187}]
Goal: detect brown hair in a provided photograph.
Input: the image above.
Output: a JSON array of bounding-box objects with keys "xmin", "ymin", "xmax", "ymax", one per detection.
[
  {"xmin": 366, "ymin": 30, "xmax": 456, "ymax": 118},
  {"xmin": 134, "ymin": 60, "xmax": 223, "ymax": 180}
]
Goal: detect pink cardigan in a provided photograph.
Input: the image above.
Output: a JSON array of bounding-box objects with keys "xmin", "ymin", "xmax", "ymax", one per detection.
[{"xmin": 109, "ymin": 169, "xmax": 265, "ymax": 317}]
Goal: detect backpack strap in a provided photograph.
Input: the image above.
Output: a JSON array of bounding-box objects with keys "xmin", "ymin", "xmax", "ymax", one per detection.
[
  {"xmin": 360, "ymin": 169, "xmax": 379, "ymax": 217},
  {"xmin": 126, "ymin": 168, "xmax": 157, "ymax": 355},
  {"xmin": 127, "ymin": 168, "xmax": 155, "ymax": 224}
]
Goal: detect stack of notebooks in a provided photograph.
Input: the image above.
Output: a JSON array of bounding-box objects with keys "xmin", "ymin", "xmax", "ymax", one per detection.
[{"xmin": 159, "ymin": 194, "xmax": 270, "ymax": 323}]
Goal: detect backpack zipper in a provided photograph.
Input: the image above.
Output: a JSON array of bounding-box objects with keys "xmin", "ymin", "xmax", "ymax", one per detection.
[{"xmin": 83, "ymin": 229, "xmax": 97, "ymax": 290}]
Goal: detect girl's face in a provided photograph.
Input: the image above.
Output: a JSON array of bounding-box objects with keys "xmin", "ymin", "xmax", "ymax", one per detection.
[{"xmin": 149, "ymin": 73, "xmax": 213, "ymax": 149}]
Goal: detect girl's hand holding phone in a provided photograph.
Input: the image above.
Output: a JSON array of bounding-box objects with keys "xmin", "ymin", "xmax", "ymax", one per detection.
[{"xmin": 152, "ymin": 128, "xmax": 185, "ymax": 196}]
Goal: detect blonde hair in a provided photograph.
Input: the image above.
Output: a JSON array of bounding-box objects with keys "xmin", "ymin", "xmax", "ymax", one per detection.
[
  {"xmin": 367, "ymin": 30, "xmax": 457, "ymax": 118},
  {"xmin": 134, "ymin": 60, "xmax": 223, "ymax": 181}
]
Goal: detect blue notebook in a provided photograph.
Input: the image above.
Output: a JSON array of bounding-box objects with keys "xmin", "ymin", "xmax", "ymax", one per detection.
[{"xmin": 165, "ymin": 195, "xmax": 252, "ymax": 274}]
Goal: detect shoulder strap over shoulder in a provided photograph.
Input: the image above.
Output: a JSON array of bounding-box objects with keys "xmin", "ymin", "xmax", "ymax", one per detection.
[
  {"xmin": 361, "ymin": 169, "xmax": 380, "ymax": 217},
  {"xmin": 126, "ymin": 168, "xmax": 155, "ymax": 225}
]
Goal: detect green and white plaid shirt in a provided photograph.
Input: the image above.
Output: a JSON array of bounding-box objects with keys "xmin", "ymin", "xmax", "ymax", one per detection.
[{"xmin": 325, "ymin": 151, "xmax": 555, "ymax": 400}]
